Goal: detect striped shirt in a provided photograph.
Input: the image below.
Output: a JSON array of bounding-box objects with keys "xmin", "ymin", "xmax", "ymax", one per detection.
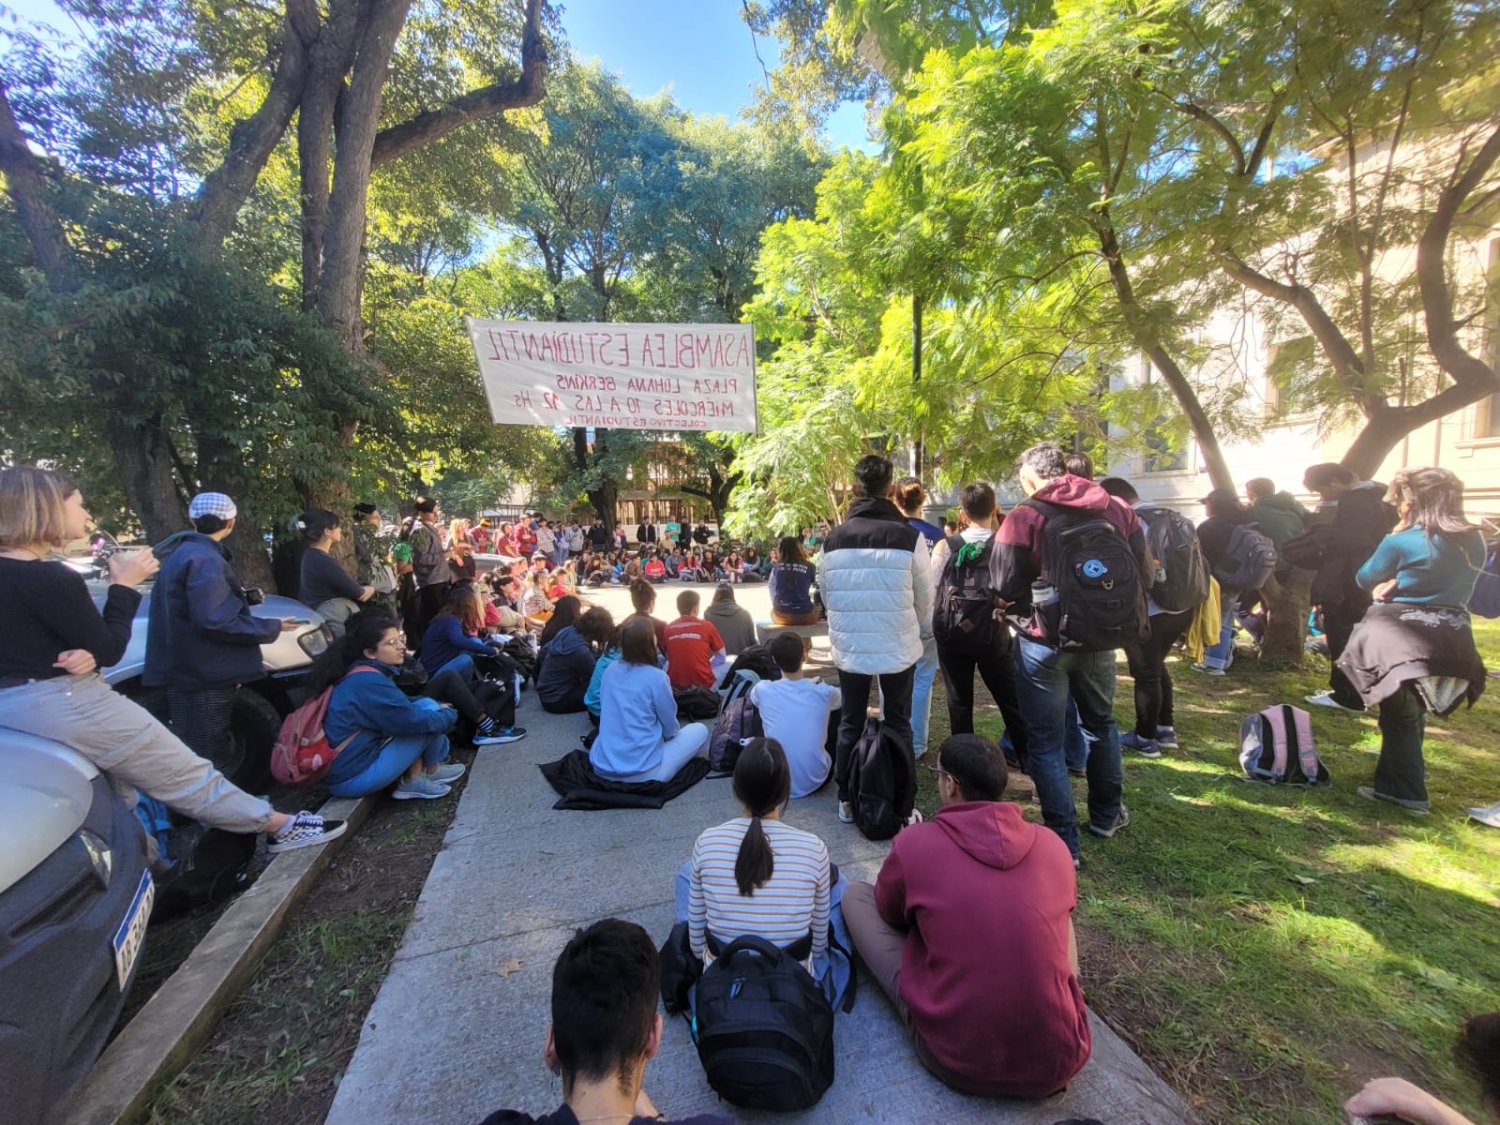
[{"xmin": 688, "ymin": 818, "xmax": 830, "ymax": 965}]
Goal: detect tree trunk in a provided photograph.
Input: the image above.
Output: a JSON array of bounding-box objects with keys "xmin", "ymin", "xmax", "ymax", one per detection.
[
  {"xmin": 107, "ymin": 418, "xmax": 186, "ymax": 544},
  {"xmin": 1260, "ymin": 568, "xmax": 1312, "ymax": 668}
]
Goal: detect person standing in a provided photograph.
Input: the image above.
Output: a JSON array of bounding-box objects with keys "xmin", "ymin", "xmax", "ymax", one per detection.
[
  {"xmin": 929, "ymin": 482, "xmax": 1028, "ymax": 758},
  {"xmin": 516, "ymin": 514, "xmax": 539, "ymax": 561},
  {"xmin": 535, "ymin": 519, "xmax": 556, "ymax": 567},
  {"xmin": 1193, "ymin": 488, "xmax": 1255, "ymax": 676},
  {"xmin": 143, "ymin": 492, "xmax": 296, "ymax": 775},
  {"xmin": 992, "ymin": 443, "xmax": 1150, "ymax": 864},
  {"xmin": 640, "ymin": 519, "xmax": 657, "ymax": 547},
  {"xmin": 820, "ymin": 455, "xmax": 933, "ymax": 825},
  {"xmin": 1337, "ymin": 468, "xmax": 1487, "ymax": 815},
  {"xmin": 408, "ymin": 497, "xmax": 450, "ymax": 640},
  {"xmin": 1098, "ymin": 478, "xmax": 1202, "ymax": 757},
  {"xmin": 298, "ymin": 508, "xmax": 375, "ymax": 632},
  {"xmin": 894, "ymin": 477, "xmax": 943, "ymax": 759},
  {"xmin": 1301, "ymin": 463, "xmax": 1399, "ymax": 711}
]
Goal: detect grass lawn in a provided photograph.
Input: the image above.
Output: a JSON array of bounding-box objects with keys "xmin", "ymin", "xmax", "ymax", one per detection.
[{"xmin": 912, "ymin": 620, "xmax": 1500, "ymax": 1125}]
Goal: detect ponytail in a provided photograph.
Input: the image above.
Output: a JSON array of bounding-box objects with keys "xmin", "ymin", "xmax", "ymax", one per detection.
[{"xmin": 731, "ymin": 738, "xmax": 792, "ymax": 897}]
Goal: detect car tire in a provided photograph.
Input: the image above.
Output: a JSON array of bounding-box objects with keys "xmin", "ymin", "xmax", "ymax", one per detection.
[{"xmin": 223, "ymin": 688, "xmax": 281, "ymax": 792}]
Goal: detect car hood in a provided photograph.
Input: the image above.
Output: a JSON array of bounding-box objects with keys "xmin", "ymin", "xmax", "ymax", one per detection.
[{"xmin": 0, "ymin": 736, "xmax": 99, "ymax": 896}]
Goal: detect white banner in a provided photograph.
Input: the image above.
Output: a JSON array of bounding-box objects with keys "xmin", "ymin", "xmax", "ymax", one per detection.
[{"xmin": 466, "ymin": 319, "xmax": 758, "ymax": 433}]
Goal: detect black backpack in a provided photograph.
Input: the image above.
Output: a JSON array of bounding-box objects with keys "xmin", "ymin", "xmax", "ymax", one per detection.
[
  {"xmin": 717, "ymin": 644, "xmax": 781, "ymax": 690},
  {"xmin": 1135, "ymin": 505, "xmax": 1209, "ymax": 613},
  {"xmin": 933, "ymin": 535, "xmax": 1004, "ymax": 655},
  {"xmin": 1027, "ymin": 500, "xmax": 1148, "ymax": 652},
  {"xmin": 152, "ymin": 823, "xmax": 257, "ymax": 920},
  {"xmin": 846, "ymin": 716, "xmax": 916, "ymax": 841},
  {"xmin": 693, "ymin": 934, "xmax": 836, "ymax": 1111},
  {"xmin": 1221, "ymin": 523, "xmax": 1279, "ymax": 591}
]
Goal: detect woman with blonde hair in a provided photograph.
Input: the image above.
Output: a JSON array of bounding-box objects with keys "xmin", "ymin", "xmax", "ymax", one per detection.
[
  {"xmin": 1339, "ymin": 467, "xmax": 1488, "ymax": 815},
  {"xmin": 448, "ymin": 519, "xmax": 477, "ymax": 582},
  {"xmin": 0, "ymin": 466, "xmax": 343, "ymax": 852}
]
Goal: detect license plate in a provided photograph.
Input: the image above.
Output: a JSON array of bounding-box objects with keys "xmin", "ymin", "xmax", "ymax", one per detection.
[{"xmin": 112, "ymin": 870, "xmax": 154, "ymax": 990}]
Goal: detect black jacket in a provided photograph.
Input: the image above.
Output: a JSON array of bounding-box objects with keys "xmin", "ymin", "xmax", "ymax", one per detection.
[{"xmin": 1309, "ymin": 484, "xmax": 1398, "ymax": 607}]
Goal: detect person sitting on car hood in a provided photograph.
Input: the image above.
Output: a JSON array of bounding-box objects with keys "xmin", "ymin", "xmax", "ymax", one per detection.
[{"xmin": 0, "ymin": 466, "xmax": 344, "ymax": 854}]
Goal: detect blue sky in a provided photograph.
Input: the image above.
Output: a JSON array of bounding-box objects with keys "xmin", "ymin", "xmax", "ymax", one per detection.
[{"xmin": 2, "ymin": 0, "xmax": 872, "ymax": 150}]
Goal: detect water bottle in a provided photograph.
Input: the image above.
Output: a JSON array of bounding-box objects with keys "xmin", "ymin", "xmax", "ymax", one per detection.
[{"xmin": 1031, "ymin": 578, "xmax": 1058, "ymax": 608}]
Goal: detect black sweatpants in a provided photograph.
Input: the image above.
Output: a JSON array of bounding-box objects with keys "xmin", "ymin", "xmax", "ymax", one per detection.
[
  {"xmin": 936, "ymin": 641, "xmax": 1028, "ymax": 762},
  {"xmin": 1122, "ymin": 609, "xmax": 1194, "ymax": 739}
]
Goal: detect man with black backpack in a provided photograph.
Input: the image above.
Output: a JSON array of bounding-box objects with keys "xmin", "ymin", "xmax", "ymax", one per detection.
[
  {"xmin": 1195, "ymin": 489, "xmax": 1278, "ymax": 676},
  {"xmin": 991, "ymin": 443, "xmax": 1152, "ymax": 864},
  {"xmin": 1099, "ymin": 478, "xmax": 1209, "ymax": 757},
  {"xmin": 930, "ymin": 482, "xmax": 1028, "ymax": 758}
]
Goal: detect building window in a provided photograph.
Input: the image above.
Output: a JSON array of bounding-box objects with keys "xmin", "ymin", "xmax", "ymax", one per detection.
[{"xmin": 1138, "ymin": 356, "xmax": 1188, "ymax": 472}]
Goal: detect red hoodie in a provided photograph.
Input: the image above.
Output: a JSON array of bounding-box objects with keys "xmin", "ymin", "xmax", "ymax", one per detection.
[
  {"xmin": 874, "ymin": 800, "xmax": 1091, "ymax": 1097},
  {"xmin": 991, "ymin": 473, "xmax": 1152, "ymax": 639}
]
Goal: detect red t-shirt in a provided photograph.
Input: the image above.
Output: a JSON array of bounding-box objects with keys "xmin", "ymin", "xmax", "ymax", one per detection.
[
  {"xmin": 663, "ymin": 615, "xmax": 724, "ymax": 689},
  {"xmin": 874, "ymin": 800, "xmax": 1090, "ymax": 1098}
]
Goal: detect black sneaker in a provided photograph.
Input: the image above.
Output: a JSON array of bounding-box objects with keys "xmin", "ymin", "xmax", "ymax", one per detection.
[
  {"xmin": 476, "ymin": 725, "xmax": 526, "ymax": 745},
  {"xmin": 1088, "ymin": 804, "xmax": 1131, "ymax": 839},
  {"xmin": 268, "ymin": 811, "xmax": 348, "ymax": 855}
]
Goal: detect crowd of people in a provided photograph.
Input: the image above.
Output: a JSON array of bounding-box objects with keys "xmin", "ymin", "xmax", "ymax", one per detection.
[{"xmin": 3, "ymin": 441, "xmax": 1494, "ymax": 1122}]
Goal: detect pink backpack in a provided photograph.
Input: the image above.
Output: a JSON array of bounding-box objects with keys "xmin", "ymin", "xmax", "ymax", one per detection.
[
  {"xmin": 1239, "ymin": 704, "xmax": 1329, "ymax": 785},
  {"xmin": 270, "ymin": 666, "xmax": 380, "ymax": 787}
]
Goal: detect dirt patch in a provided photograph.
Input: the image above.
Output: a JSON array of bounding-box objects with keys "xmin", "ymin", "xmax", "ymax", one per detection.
[{"xmin": 141, "ymin": 750, "xmax": 471, "ymax": 1125}]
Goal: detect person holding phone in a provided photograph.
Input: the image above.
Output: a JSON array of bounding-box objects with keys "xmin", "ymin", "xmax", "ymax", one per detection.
[{"xmin": 0, "ymin": 467, "xmax": 344, "ymax": 852}]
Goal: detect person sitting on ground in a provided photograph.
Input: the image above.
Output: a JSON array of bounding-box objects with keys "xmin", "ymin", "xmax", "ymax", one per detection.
[
  {"xmin": 644, "ymin": 552, "xmax": 667, "ymax": 583},
  {"xmin": 664, "ymin": 589, "xmax": 726, "ymax": 690},
  {"xmin": 678, "ymin": 738, "xmax": 831, "ymax": 977},
  {"xmin": 521, "ymin": 569, "xmax": 555, "ymax": 619},
  {"xmin": 590, "ymin": 618, "xmax": 711, "ymax": 783},
  {"xmin": 769, "ymin": 536, "xmax": 819, "ymax": 626},
  {"xmin": 0, "ymin": 466, "xmax": 345, "ymax": 853},
  {"xmin": 538, "ymin": 595, "xmax": 583, "ymax": 649},
  {"xmin": 584, "ymin": 620, "xmax": 624, "ymax": 724},
  {"xmin": 843, "ymin": 734, "xmax": 1090, "ymax": 1098},
  {"xmin": 623, "ymin": 577, "xmax": 669, "ymax": 654},
  {"xmin": 751, "ymin": 632, "xmax": 841, "ymax": 797},
  {"xmin": 419, "ymin": 583, "xmax": 502, "ymax": 681},
  {"xmin": 319, "ymin": 613, "xmax": 523, "ymax": 802},
  {"xmin": 702, "ymin": 582, "xmax": 756, "ymax": 657},
  {"xmin": 298, "ymin": 508, "xmax": 375, "ymax": 631},
  {"xmin": 479, "ymin": 918, "xmax": 732, "ymax": 1125},
  {"xmin": 664, "ymin": 548, "xmax": 682, "ymax": 578},
  {"xmin": 1346, "ymin": 1009, "xmax": 1500, "ymax": 1125},
  {"xmin": 537, "ymin": 606, "xmax": 614, "ymax": 715}
]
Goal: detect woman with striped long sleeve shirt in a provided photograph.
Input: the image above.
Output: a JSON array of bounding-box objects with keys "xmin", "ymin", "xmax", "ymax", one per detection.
[{"xmin": 687, "ymin": 739, "xmax": 831, "ymax": 972}]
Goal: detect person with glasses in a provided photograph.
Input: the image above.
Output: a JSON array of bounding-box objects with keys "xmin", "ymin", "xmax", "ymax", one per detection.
[
  {"xmin": 842, "ymin": 733, "xmax": 1090, "ymax": 1099},
  {"xmin": 313, "ymin": 612, "xmax": 522, "ymax": 802}
]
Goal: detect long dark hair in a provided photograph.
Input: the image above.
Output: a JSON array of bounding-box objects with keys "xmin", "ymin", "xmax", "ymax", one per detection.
[
  {"xmin": 540, "ymin": 594, "xmax": 582, "ymax": 646},
  {"xmin": 732, "ymin": 738, "xmax": 792, "ymax": 897},
  {"xmin": 777, "ymin": 536, "xmax": 807, "ymax": 565},
  {"xmin": 309, "ymin": 610, "xmax": 400, "ymax": 691}
]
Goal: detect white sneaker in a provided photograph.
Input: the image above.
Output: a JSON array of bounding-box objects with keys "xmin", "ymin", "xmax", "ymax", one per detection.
[
  {"xmin": 1305, "ymin": 691, "xmax": 1363, "ymax": 713},
  {"xmin": 392, "ymin": 775, "xmax": 451, "ymax": 800},
  {"xmin": 838, "ymin": 802, "xmax": 854, "ymax": 824}
]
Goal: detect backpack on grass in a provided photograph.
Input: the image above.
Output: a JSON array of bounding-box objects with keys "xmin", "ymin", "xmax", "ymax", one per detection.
[
  {"xmin": 270, "ymin": 666, "xmax": 380, "ymax": 787},
  {"xmin": 1026, "ymin": 500, "xmax": 1148, "ymax": 652},
  {"xmin": 933, "ymin": 535, "xmax": 1004, "ymax": 655},
  {"xmin": 693, "ymin": 934, "xmax": 835, "ymax": 1111},
  {"xmin": 846, "ymin": 716, "xmax": 916, "ymax": 841},
  {"xmin": 1239, "ymin": 704, "xmax": 1329, "ymax": 785},
  {"xmin": 1136, "ymin": 505, "xmax": 1210, "ymax": 613},
  {"xmin": 1221, "ymin": 523, "xmax": 1279, "ymax": 591}
]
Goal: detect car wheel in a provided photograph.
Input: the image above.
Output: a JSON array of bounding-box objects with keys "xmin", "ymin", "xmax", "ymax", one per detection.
[{"xmin": 223, "ymin": 689, "xmax": 281, "ymax": 791}]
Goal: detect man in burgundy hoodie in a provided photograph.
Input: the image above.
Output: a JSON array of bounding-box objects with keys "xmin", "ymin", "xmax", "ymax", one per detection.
[
  {"xmin": 990, "ymin": 443, "xmax": 1151, "ymax": 863},
  {"xmin": 843, "ymin": 734, "xmax": 1091, "ymax": 1098}
]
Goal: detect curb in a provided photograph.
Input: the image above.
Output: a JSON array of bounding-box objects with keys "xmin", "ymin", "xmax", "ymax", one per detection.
[{"xmin": 59, "ymin": 794, "xmax": 376, "ymax": 1125}]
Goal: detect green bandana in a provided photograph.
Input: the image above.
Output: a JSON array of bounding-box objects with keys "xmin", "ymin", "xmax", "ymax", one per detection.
[{"xmin": 954, "ymin": 540, "xmax": 985, "ymax": 568}]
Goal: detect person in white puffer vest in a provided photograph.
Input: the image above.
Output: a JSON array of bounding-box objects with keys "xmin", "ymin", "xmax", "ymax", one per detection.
[{"xmin": 819, "ymin": 455, "xmax": 934, "ymax": 823}]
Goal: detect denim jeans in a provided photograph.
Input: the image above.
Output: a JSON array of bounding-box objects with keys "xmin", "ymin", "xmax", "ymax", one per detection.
[
  {"xmin": 1202, "ymin": 593, "xmax": 1239, "ymax": 671},
  {"xmin": 326, "ymin": 731, "xmax": 448, "ymax": 798},
  {"xmin": 433, "ymin": 653, "xmax": 477, "ymax": 683},
  {"xmin": 909, "ymin": 636, "xmax": 939, "ymax": 756},
  {"xmin": 1013, "ymin": 637, "xmax": 1124, "ymax": 857}
]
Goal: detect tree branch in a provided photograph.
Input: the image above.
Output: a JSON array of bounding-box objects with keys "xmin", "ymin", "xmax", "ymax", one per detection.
[
  {"xmin": 1417, "ymin": 121, "xmax": 1500, "ymax": 394},
  {"xmin": 188, "ymin": 0, "xmax": 317, "ymax": 247},
  {"xmin": 0, "ymin": 80, "xmax": 76, "ymax": 288},
  {"xmin": 369, "ymin": 0, "xmax": 548, "ymax": 169},
  {"xmin": 1172, "ymin": 98, "xmax": 1245, "ymax": 177}
]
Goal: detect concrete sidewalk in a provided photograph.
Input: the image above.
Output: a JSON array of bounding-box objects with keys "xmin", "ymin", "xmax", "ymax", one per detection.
[{"xmin": 325, "ymin": 638, "xmax": 1191, "ymax": 1124}]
